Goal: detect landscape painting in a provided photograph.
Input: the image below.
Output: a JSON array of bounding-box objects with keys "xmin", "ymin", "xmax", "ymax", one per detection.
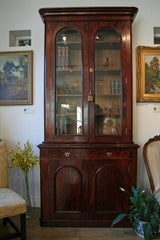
[
  {"xmin": 137, "ymin": 46, "xmax": 160, "ymax": 102},
  {"xmin": 145, "ymin": 55, "xmax": 160, "ymax": 94},
  {"xmin": 0, "ymin": 51, "xmax": 33, "ymax": 105}
]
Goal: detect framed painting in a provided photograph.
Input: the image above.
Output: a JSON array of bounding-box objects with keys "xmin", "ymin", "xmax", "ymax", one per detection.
[
  {"xmin": 0, "ymin": 51, "xmax": 33, "ymax": 105},
  {"xmin": 137, "ymin": 46, "xmax": 160, "ymax": 102}
]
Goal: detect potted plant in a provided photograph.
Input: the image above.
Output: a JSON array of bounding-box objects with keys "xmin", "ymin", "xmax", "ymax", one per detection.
[
  {"xmin": 111, "ymin": 186, "xmax": 160, "ymax": 240},
  {"xmin": 8, "ymin": 140, "xmax": 39, "ymax": 217}
]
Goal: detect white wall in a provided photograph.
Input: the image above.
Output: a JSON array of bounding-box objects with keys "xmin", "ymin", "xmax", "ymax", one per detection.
[{"xmin": 0, "ymin": 0, "xmax": 160, "ymax": 206}]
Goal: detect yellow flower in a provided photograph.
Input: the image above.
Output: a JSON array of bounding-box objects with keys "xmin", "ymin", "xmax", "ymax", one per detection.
[{"xmin": 8, "ymin": 140, "xmax": 40, "ymax": 175}]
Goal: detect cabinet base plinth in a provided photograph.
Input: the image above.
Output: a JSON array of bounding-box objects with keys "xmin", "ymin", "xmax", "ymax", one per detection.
[{"xmin": 40, "ymin": 218, "xmax": 131, "ymax": 228}]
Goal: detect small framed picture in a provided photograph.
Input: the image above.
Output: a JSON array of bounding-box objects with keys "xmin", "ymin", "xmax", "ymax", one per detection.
[
  {"xmin": 0, "ymin": 51, "xmax": 33, "ymax": 105},
  {"xmin": 137, "ymin": 46, "xmax": 160, "ymax": 102}
]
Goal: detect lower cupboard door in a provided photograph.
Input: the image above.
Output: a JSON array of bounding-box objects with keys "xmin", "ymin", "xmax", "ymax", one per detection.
[
  {"xmin": 89, "ymin": 159, "xmax": 129, "ymax": 218},
  {"xmin": 47, "ymin": 159, "xmax": 88, "ymax": 219}
]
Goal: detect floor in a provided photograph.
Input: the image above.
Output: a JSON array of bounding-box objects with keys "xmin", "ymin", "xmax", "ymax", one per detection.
[{"xmin": 1, "ymin": 208, "xmax": 160, "ymax": 240}]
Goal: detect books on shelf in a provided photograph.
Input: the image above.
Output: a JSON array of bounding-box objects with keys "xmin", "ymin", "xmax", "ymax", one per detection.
[
  {"xmin": 57, "ymin": 46, "xmax": 69, "ymax": 69},
  {"xmin": 110, "ymin": 79, "xmax": 121, "ymax": 94}
]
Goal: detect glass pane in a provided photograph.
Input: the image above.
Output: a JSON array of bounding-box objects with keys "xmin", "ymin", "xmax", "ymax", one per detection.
[
  {"xmin": 56, "ymin": 28, "xmax": 83, "ymax": 135},
  {"xmin": 94, "ymin": 27, "xmax": 122, "ymax": 136}
]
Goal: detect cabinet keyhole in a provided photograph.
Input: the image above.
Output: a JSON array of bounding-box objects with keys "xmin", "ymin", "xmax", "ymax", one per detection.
[
  {"xmin": 106, "ymin": 152, "xmax": 112, "ymax": 158},
  {"xmin": 65, "ymin": 152, "xmax": 70, "ymax": 158}
]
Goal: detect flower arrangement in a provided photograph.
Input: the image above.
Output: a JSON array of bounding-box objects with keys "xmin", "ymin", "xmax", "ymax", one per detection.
[
  {"xmin": 8, "ymin": 140, "xmax": 39, "ymax": 217},
  {"xmin": 8, "ymin": 140, "xmax": 39, "ymax": 174}
]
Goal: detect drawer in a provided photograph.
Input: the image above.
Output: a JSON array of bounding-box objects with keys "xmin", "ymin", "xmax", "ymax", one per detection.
[
  {"xmin": 47, "ymin": 149, "xmax": 85, "ymax": 159},
  {"xmin": 85, "ymin": 148, "xmax": 134, "ymax": 160},
  {"xmin": 46, "ymin": 148, "xmax": 136, "ymax": 160}
]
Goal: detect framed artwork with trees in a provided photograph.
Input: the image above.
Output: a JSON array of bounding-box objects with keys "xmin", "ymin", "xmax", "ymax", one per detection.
[
  {"xmin": 137, "ymin": 46, "xmax": 160, "ymax": 102},
  {"xmin": 0, "ymin": 51, "xmax": 33, "ymax": 105}
]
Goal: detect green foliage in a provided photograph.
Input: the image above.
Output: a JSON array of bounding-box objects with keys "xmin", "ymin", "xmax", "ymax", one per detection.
[
  {"xmin": 111, "ymin": 186, "xmax": 160, "ymax": 240},
  {"xmin": 111, "ymin": 213, "xmax": 127, "ymax": 227},
  {"xmin": 145, "ymin": 56, "xmax": 160, "ymax": 94},
  {"xmin": 8, "ymin": 140, "xmax": 40, "ymax": 175}
]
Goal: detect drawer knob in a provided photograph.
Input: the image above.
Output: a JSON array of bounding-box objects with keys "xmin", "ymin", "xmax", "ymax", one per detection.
[
  {"xmin": 65, "ymin": 152, "xmax": 70, "ymax": 158},
  {"xmin": 106, "ymin": 152, "xmax": 112, "ymax": 158}
]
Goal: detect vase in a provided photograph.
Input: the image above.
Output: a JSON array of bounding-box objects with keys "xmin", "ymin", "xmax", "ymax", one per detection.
[
  {"xmin": 25, "ymin": 172, "xmax": 32, "ymax": 218},
  {"xmin": 136, "ymin": 220, "xmax": 146, "ymax": 238},
  {"xmin": 136, "ymin": 220, "xmax": 160, "ymax": 239}
]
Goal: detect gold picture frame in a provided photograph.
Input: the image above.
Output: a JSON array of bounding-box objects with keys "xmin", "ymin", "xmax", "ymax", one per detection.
[
  {"xmin": 0, "ymin": 51, "xmax": 33, "ymax": 105},
  {"xmin": 137, "ymin": 46, "xmax": 160, "ymax": 102}
]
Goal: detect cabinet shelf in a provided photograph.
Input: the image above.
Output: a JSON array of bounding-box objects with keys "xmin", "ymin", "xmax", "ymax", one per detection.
[
  {"xmin": 96, "ymin": 94, "xmax": 121, "ymax": 97},
  {"xmin": 95, "ymin": 114, "xmax": 120, "ymax": 118},
  {"xmin": 57, "ymin": 94, "xmax": 82, "ymax": 97},
  {"xmin": 57, "ymin": 41, "xmax": 81, "ymax": 45},
  {"xmin": 95, "ymin": 67, "xmax": 121, "ymax": 73},
  {"xmin": 57, "ymin": 41, "xmax": 120, "ymax": 49},
  {"xmin": 56, "ymin": 67, "xmax": 120, "ymax": 74},
  {"xmin": 95, "ymin": 41, "xmax": 120, "ymax": 49},
  {"xmin": 56, "ymin": 113, "xmax": 77, "ymax": 117},
  {"xmin": 56, "ymin": 67, "xmax": 81, "ymax": 72}
]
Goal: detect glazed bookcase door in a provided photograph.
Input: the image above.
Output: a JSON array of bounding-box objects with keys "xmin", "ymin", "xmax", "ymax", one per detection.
[
  {"xmin": 89, "ymin": 22, "xmax": 132, "ymax": 143},
  {"xmin": 45, "ymin": 22, "xmax": 88, "ymax": 142}
]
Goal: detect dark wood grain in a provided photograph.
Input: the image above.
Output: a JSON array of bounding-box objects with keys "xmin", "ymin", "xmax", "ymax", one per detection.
[{"xmin": 38, "ymin": 7, "xmax": 139, "ymax": 227}]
